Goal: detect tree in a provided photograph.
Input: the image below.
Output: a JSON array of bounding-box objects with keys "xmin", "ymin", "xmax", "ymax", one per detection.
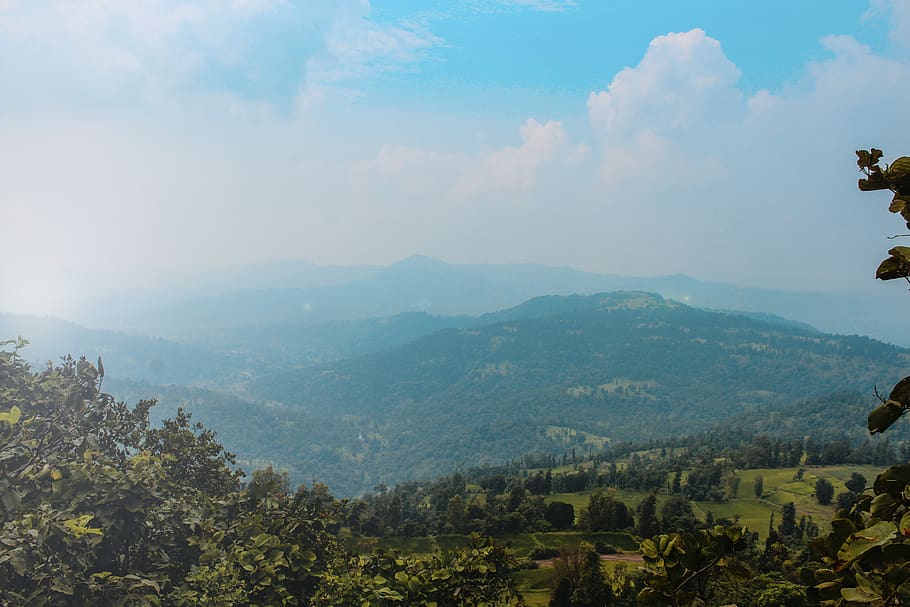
[
  {"xmin": 804, "ymin": 149, "xmax": 910, "ymax": 605},
  {"xmin": 316, "ymin": 535, "xmax": 521, "ymax": 607},
  {"xmin": 660, "ymin": 495, "xmax": 698, "ymax": 534},
  {"xmin": 778, "ymin": 502, "xmax": 798, "ymax": 539},
  {"xmin": 671, "ymin": 470, "xmax": 682, "ymax": 494},
  {"xmin": 570, "ymin": 545, "xmax": 613, "ymax": 607},
  {"xmin": 545, "ymin": 501, "xmax": 576, "ymax": 530},
  {"xmin": 0, "ymin": 341, "xmax": 340, "ymax": 607},
  {"xmin": 445, "ymin": 494, "xmax": 469, "ymax": 534},
  {"xmin": 580, "ymin": 488, "xmax": 632, "ymax": 532},
  {"xmin": 638, "ymin": 494, "xmax": 660, "ymax": 538},
  {"xmin": 747, "ymin": 574, "xmax": 808, "ymax": 607},
  {"xmin": 754, "ymin": 475, "xmax": 764, "ymax": 498},
  {"xmin": 814, "ymin": 477, "xmax": 834, "ymax": 505},
  {"xmin": 836, "ymin": 491, "xmax": 858, "ymax": 510},
  {"xmin": 845, "ymin": 472, "xmax": 867, "ymax": 494},
  {"xmin": 550, "ymin": 543, "xmax": 612, "ymax": 607}
]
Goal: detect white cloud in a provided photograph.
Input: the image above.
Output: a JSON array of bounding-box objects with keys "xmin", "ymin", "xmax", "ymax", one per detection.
[
  {"xmin": 353, "ymin": 144, "xmax": 466, "ymax": 200},
  {"xmin": 456, "ymin": 119, "xmax": 581, "ymax": 197},
  {"xmin": 866, "ymin": 0, "xmax": 910, "ymax": 52},
  {"xmin": 584, "ymin": 29, "xmax": 743, "ymax": 190},
  {"xmin": 0, "ymin": 0, "xmax": 326, "ymax": 112},
  {"xmin": 587, "ymin": 29, "xmax": 742, "ymax": 136},
  {"xmin": 303, "ymin": 1, "xmax": 445, "ymax": 96},
  {"xmin": 0, "ymin": 1, "xmax": 448, "ymax": 113},
  {"xmin": 355, "ymin": 118, "xmax": 587, "ymax": 204},
  {"xmin": 3, "ymin": 3, "xmax": 910, "ymax": 306}
]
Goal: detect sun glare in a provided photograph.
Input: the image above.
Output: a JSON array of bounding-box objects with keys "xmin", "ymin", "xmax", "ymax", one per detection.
[{"xmin": 1, "ymin": 266, "xmax": 69, "ymax": 317}]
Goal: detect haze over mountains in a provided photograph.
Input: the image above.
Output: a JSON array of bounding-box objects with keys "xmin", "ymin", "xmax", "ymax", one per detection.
[
  {"xmin": 3, "ymin": 258, "xmax": 908, "ymax": 495},
  {"xmin": 66, "ymin": 255, "xmax": 909, "ymax": 347}
]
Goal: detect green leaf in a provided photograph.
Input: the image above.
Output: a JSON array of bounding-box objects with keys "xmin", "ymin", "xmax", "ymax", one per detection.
[
  {"xmin": 900, "ymin": 512, "xmax": 910, "ymax": 537},
  {"xmin": 63, "ymin": 514, "xmax": 104, "ymax": 538},
  {"xmin": 873, "ymin": 464, "xmax": 910, "ymax": 496},
  {"xmin": 870, "ymin": 493, "xmax": 898, "ymax": 519},
  {"xmin": 890, "ymin": 377, "xmax": 910, "ymax": 406},
  {"xmin": 0, "ymin": 405, "xmax": 21, "ymax": 425},
  {"xmin": 868, "ymin": 400, "xmax": 904, "ymax": 434},
  {"xmin": 640, "ymin": 539, "xmax": 659, "ymax": 559},
  {"xmin": 876, "ymin": 248, "xmax": 910, "ymax": 280},
  {"xmin": 887, "ymin": 156, "xmax": 910, "ymax": 185},
  {"xmin": 0, "ymin": 485, "xmax": 21, "ymax": 512},
  {"xmin": 837, "ymin": 521, "xmax": 897, "ymax": 564},
  {"xmin": 841, "ymin": 586, "xmax": 882, "ymax": 603}
]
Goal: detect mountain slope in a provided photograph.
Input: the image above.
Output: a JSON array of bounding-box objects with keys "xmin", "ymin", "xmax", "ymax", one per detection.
[
  {"xmin": 243, "ymin": 292, "xmax": 907, "ymax": 494},
  {"xmin": 0, "ymin": 313, "xmax": 251, "ymax": 387},
  {"xmin": 79, "ymin": 255, "xmax": 907, "ymax": 346}
]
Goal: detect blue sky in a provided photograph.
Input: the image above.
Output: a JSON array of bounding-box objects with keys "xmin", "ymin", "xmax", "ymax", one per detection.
[
  {"xmin": 364, "ymin": 1, "xmax": 883, "ymax": 105},
  {"xmin": 1, "ymin": 0, "xmax": 909, "ymax": 314}
]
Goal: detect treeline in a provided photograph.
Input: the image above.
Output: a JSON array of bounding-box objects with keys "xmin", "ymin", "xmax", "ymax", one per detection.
[{"xmin": 344, "ymin": 427, "xmax": 894, "ymax": 540}]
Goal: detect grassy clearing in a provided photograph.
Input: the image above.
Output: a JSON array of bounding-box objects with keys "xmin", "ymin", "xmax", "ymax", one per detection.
[
  {"xmin": 346, "ymin": 463, "xmax": 881, "ymax": 605},
  {"xmin": 515, "ymin": 568, "xmax": 556, "ymax": 606},
  {"xmin": 503, "ymin": 531, "xmax": 638, "ymax": 557},
  {"xmin": 547, "ymin": 488, "xmax": 673, "ymax": 514},
  {"xmin": 547, "ymin": 464, "xmax": 879, "ymax": 541},
  {"xmin": 702, "ymin": 464, "xmax": 881, "ymax": 539}
]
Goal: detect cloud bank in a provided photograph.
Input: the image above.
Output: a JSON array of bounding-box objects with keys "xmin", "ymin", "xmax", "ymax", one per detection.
[{"xmin": 1, "ymin": 1, "xmax": 909, "ymax": 315}]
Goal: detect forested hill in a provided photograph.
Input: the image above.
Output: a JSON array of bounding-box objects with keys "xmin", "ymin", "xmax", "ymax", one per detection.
[{"xmin": 245, "ymin": 292, "xmax": 908, "ymax": 495}]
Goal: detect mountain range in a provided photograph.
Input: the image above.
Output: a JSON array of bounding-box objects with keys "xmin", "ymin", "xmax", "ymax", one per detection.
[
  {"xmin": 69, "ymin": 255, "xmax": 909, "ymax": 347},
  {"xmin": 4, "ymin": 257, "xmax": 909, "ymax": 495}
]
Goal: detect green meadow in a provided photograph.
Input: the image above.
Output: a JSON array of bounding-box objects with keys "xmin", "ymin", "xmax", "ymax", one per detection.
[{"xmin": 345, "ymin": 464, "xmax": 884, "ymax": 603}]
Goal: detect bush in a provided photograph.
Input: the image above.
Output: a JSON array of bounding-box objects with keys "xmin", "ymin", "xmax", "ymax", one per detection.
[
  {"xmin": 594, "ymin": 541, "xmax": 618, "ymax": 555},
  {"xmin": 815, "ymin": 477, "xmax": 834, "ymax": 505},
  {"xmin": 836, "ymin": 490, "xmax": 858, "ymax": 510},
  {"xmin": 529, "ymin": 546, "xmax": 561, "ymax": 560}
]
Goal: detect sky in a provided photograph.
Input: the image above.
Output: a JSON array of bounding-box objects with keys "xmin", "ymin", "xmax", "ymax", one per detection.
[{"xmin": 1, "ymin": 0, "xmax": 909, "ymax": 314}]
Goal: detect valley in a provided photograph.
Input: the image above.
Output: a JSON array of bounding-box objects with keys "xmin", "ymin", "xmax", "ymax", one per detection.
[{"xmin": 7, "ymin": 287, "xmax": 907, "ymax": 496}]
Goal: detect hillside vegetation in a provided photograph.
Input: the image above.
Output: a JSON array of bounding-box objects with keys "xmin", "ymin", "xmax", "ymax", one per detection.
[
  {"xmin": 8, "ymin": 290, "xmax": 908, "ymax": 496},
  {"xmin": 242, "ymin": 291, "xmax": 906, "ymax": 494}
]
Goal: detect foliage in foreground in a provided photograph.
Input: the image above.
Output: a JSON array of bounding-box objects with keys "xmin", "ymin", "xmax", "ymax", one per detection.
[
  {"xmin": 637, "ymin": 525, "xmax": 750, "ymax": 606},
  {"xmin": 798, "ymin": 150, "xmax": 910, "ymax": 605},
  {"xmin": 0, "ymin": 338, "xmax": 519, "ymax": 606}
]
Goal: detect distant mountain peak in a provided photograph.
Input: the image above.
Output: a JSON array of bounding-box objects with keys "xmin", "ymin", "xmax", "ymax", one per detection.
[{"xmin": 390, "ymin": 255, "xmax": 451, "ymax": 269}]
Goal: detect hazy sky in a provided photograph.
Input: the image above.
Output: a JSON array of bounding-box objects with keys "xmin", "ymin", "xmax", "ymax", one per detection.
[{"xmin": 2, "ymin": 0, "xmax": 910, "ymax": 314}]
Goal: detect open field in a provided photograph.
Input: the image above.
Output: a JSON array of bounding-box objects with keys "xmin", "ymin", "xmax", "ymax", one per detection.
[
  {"xmin": 345, "ymin": 463, "xmax": 885, "ymax": 603},
  {"xmin": 544, "ymin": 464, "xmax": 882, "ymax": 540}
]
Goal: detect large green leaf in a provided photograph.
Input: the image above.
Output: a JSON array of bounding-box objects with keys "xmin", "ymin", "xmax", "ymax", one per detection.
[
  {"xmin": 887, "ymin": 156, "xmax": 910, "ymax": 185},
  {"xmin": 871, "ymin": 493, "xmax": 898, "ymax": 520},
  {"xmin": 890, "ymin": 377, "xmax": 910, "ymax": 406},
  {"xmin": 841, "ymin": 586, "xmax": 882, "ymax": 603},
  {"xmin": 868, "ymin": 400, "xmax": 904, "ymax": 434},
  {"xmin": 0, "ymin": 405, "xmax": 21, "ymax": 425},
  {"xmin": 873, "ymin": 465, "xmax": 910, "ymax": 497},
  {"xmin": 837, "ymin": 521, "xmax": 897, "ymax": 564},
  {"xmin": 876, "ymin": 248, "xmax": 910, "ymax": 280}
]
